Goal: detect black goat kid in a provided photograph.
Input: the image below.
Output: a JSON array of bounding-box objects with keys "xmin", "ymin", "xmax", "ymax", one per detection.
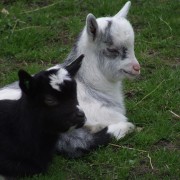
[{"xmin": 0, "ymin": 55, "xmax": 85, "ymax": 179}]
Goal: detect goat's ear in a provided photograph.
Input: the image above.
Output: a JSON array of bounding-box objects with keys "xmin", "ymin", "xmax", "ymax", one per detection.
[
  {"xmin": 86, "ymin": 13, "xmax": 98, "ymax": 40},
  {"xmin": 65, "ymin": 54, "xmax": 84, "ymax": 77},
  {"xmin": 18, "ymin": 69, "xmax": 34, "ymax": 95},
  {"xmin": 114, "ymin": 1, "xmax": 131, "ymax": 19}
]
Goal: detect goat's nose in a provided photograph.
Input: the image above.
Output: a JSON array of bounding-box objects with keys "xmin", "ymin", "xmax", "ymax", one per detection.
[
  {"xmin": 77, "ymin": 110, "xmax": 85, "ymax": 118},
  {"xmin": 133, "ymin": 64, "xmax": 140, "ymax": 72}
]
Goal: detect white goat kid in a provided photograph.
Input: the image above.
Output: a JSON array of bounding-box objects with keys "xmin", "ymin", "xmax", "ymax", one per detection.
[{"xmin": 64, "ymin": 1, "xmax": 140, "ymax": 139}]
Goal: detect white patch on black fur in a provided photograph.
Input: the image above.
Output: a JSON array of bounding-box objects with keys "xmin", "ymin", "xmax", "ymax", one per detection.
[
  {"xmin": 49, "ymin": 68, "xmax": 71, "ymax": 91},
  {"xmin": 0, "ymin": 89, "xmax": 21, "ymax": 100},
  {"xmin": 76, "ymin": 105, "xmax": 83, "ymax": 112}
]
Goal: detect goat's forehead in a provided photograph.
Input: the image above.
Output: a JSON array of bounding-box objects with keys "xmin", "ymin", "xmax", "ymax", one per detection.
[
  {"xmin": 98, "ymin": 17, "xmax": 134, "ymax": 46},
  {"xmin": 112, "ymin": 18, "xmax": 134, "ymax": 44},
  {"xmin": 48, "ymin": 68, "xmax": 71, "ymax": 91},
  {"xmin": 97, "ymin": 17, "xmax": 112, "ymax": 30}
]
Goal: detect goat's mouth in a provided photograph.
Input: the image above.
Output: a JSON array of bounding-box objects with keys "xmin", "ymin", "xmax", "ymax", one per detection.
[{"xmin": 122, "ymin": 70, "xmax": 140, "ymax": 77}]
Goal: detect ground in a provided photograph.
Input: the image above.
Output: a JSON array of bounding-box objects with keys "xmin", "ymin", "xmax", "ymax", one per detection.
[{"xmin": 0, "ymin": 0, "xmax": 179, "ymax": 179}]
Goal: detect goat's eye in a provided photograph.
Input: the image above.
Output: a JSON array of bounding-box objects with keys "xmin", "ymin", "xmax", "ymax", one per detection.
[
  {"xmin": 104, "ymin": 48, "xmax": 119, "ymax": 59},
  {"xmin": 44, "ymin": 95, "xmax": 59, "ymax": 106},
  {"xmin": 107, "ymin": 48, "xmax": 119, "ymax": 55}
]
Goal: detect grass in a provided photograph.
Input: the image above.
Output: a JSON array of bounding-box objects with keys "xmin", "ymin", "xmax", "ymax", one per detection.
[{"xmin": 0, "ymin": 0, "xmax": 179, "ymax": 179}]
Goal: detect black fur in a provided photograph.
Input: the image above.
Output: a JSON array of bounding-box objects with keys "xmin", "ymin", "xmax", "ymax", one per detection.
[
  {"xmin": 57, "ymin": 127, "xmax": 110, "ymax": 158},
  {"xmin": 0, "ymin": 55, "xmax": 85, "ymax": 178}
]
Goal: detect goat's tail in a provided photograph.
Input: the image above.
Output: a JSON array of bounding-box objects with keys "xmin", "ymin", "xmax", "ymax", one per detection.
[{"xmin": 56, "ymin": 127, "xmax": 111, "ymax": 158}]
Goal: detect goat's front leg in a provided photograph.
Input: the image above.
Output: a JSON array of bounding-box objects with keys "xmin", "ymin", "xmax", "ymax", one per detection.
[
  {"xmin": 84, "ymin": 107, "xmax": 135, "ymax": 139},
  {"xmin": 107, "ymin": 121, "xmax": 135, "ymax": 140}
]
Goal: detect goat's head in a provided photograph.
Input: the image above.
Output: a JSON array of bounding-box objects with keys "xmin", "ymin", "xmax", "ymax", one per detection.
[
  {"xmin": 18, "ymin": 55, "xmax": 85, "ymax": 133},
  {"xmin": 84, "ymin": 1, "xmax": 140, "ymax": 82}
]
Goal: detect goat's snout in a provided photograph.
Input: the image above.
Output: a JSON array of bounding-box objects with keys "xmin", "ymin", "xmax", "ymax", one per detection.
[
  {"xmin": 74, "ymin": 108, "xmax": 86, "ymax": 129},
  {"xmin": 77, "ymin": 110, "xmax": 85, "ymax": 118},
  {"xmin": 132, "ymin": 63, "xmax": 140, "ymax": 75},
  {"xmin": 133, "ymin": 64, "xmax": 140, "ymax": 71},
  {"xmin": 76, "ymin": 105, "xmax": 85, "ymax": 118}
]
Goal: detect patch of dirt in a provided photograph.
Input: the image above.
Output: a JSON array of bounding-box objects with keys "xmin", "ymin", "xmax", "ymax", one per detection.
[
  {"xmin": 125, "ymin": 89, "xmax": 144, "ymax": 99},
  {"xmin": 163, "ymin": 57, "xmax": 180, "ymax": 69},
  {"xmin": 147, "ymin": 49, "xmax": 160, "ymax": 57},
  {"xmin": 152, "ymin": 138, "xmax": 179, "ymax": 151},
  {"xmin": 129, "ymin": 157, "xmax": 179, "ymax": 179},
  {"xmin": 125, "ymin": 90, "xmax": 138, "ymax": 99},
  {"xmin": 129, "ymin": 158, "xmax": 159, "ymax": 178}
]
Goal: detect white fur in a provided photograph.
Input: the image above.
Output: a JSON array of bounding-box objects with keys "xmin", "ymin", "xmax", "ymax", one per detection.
[
  {"xmin": 0, "ymin": 89, "xmax": 21, "ymax": 100},
  {"xmin": 107, "ymin": 121, "xmax": 135, "ymax": 139},
  {"xmin": 114, "ymin": 1, "xmax": 131, "ymax": 18},
  {"xmin": 47, "ymin": 64, "xmax": 61, "ymax": 71},
  {"xmin": 72, "ymin": 1, "xmax": 139, "ymax": 139},
  {"xmin": 49, "ymin": 68, "xmax": 71, "ymax": 91}
]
